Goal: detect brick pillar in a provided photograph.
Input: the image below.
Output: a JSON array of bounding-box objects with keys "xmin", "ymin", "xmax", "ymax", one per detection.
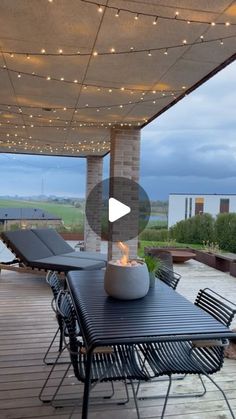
[
  {"xmin": 84, "ymin": 156, "xmax": 103, "ymax": 252},
  {"xmin": 108, "ymin": 127, "xmax": 141, "ymax": 260}
]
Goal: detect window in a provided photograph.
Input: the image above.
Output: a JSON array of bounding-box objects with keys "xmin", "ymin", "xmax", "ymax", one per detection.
[
  {"xmin": 185, "ymin": 198, "xmax": 188, "ymax": 219},
  {"xmin": 220, "ymin": 198, "xmax": 229, "ymax": 213},
  {"xmin": 195, "ymin": 197, "xmax": 204, "ymax": 215},
  {"xmin": 189, "ymin": 198, "xmax": 192, "ymax": 218}
]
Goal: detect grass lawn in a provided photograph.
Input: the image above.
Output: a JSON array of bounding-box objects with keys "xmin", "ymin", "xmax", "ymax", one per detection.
[{"xmin": 0, "ymin": 199, "xmax": 84, "ymax": 226}]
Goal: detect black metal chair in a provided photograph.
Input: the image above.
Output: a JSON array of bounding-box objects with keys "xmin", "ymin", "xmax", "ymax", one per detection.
[
  {"xmin": 157, "ymin": 265, "xmax": 181, "ymax": 290},
  {"xmin": 137, "ymin": 288, "xmax": 236, "ymax": 419},
  {"xmin": 43, "ymin": 271, "xmax": 65, "ymax": 365},
  {"xmin": 52, "ymin": 290, "xmax": 149, "ymax": 418}
]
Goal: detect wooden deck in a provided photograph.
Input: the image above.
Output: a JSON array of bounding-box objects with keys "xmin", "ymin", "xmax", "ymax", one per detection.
[{"xmin": 0, "ymin": 260, "xmax": 236, "ymax": 419}]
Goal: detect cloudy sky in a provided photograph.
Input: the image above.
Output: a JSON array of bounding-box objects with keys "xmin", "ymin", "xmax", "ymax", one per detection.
[{"xmin": 0, "ymin": 60, "xmax": 236, "ymax": 201}]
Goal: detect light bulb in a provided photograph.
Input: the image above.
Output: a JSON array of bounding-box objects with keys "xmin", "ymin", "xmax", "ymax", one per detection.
[
  {"xmin": 41, "ymin": 49, "xmax": 46, "ymax": 54},
  {"xmin": 98, "ymin": 5, "xmax": 103, "ymax": 13},
  {"xmin": 134, "ymin": 13, "xmax": 139, "ymax": 20},
  {"xmin": 115, "ymin": 9, "xmax": 120, "ymax": 17},
  {"xmin": 153, "ymin": 17, "xmax": 158, "ymax": 25}
]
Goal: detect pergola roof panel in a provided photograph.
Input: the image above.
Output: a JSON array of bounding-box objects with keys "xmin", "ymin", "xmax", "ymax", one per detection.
[{"xmin": 0, "ymin": 0, "xmax": 235, "ymax": 157}]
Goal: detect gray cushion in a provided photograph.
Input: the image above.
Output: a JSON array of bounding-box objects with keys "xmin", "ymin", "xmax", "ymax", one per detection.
[
  {"xmin": 61, "ymin": 251, "xmax": 107, "ymax": 262},
  {"xmin": 32, "ymin": 228, "xmax": 73, "ymax": 255},
  {"xmin": 1, "ymin": 230, "xmax": 53, "ymax": 263},
  {"xmin": 33, "ymin": 255, "xmax": 105, "ymax": 271}
]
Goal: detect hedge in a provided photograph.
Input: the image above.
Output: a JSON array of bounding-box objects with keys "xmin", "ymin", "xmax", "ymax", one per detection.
[
  {"xmin": 215, "ymin": 213, "xmax": 236, "ymax": 252},
  {"xmin": 170, "ymin": 213, "xmax": 215, "ymax": 244},
  {"xmin": 139, "ymin": 228, "xmax": 169, "ymax": 241}
]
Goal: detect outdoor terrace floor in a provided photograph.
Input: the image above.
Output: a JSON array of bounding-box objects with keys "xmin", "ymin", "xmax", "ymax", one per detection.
[{"xmin": 0, "ymin": 259, "xmax": 236, "ymax": 419}]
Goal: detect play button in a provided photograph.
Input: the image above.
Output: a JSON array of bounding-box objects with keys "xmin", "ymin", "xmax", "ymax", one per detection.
[
  {"xmin": 108, "ymin": 198, "xmax": 131, "ymax": 222},
  {"xmin": 85, "ymin": 176, "xmax": 151, "ymax": 242}
]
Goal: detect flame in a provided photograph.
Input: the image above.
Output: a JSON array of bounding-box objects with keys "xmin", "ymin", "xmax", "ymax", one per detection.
[{"xmin": 117, "ymin": 241, "xmax": 129, "ymax": 266}]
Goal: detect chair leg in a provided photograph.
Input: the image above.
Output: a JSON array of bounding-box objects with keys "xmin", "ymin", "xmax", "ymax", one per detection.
[
  {"xmin": 203, "ymin": 372, "xmax": 235, "ymax": 419},
  {"xmin": 43, "ymin": 326, "xmax": 60, "ymax": 365},
  {"xmin": 117, "ymin": 379, "xmax": 130, "ymax": 405},
  {"xmin": 39, "ymin": 347, "xmax": 67, "ymax": 403},
  {"xmin": 138, "ymin": 373, "xmax": 206, "ymax": 400},
  {"xmin": 130, "ymin": 380, "xmax": 141, "ymax": 419},
  {"xmin": 161, "ymin": 375, "xmax": 172, "ymax": 419}
]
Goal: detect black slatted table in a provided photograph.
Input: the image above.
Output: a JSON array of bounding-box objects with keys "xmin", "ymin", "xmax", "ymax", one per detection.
[{"xmin": 66, "ymin": 270, "xmax": 236, "ymax": 419}]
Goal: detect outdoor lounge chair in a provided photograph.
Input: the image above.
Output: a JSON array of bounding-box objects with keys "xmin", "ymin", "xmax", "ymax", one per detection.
[{"xmin": 0, "ymin": 229, "xmax": 106, "ymax": 273}]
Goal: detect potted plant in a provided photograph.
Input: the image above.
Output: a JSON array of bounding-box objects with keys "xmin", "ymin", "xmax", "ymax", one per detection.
[{"xmin": 144, "ymin": 255, "xmax": 163, "ymax": 288}]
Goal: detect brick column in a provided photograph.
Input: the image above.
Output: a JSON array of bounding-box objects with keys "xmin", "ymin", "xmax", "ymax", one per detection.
[
  {"xmin": 84, "ymin": 156, "xmax": 103, "ymax": 252},
  {"xmin": 108, "ymin": 127, "xmax": 141, "ymax": 260}
]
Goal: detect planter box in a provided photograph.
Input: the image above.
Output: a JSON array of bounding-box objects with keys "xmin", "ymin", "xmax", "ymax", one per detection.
[
  {"xmin": 193, "ymin": 249, "xmax": 216, "ymax": 268},
  {"xmin": 230, "ymin": 262, "xmax": 236, "ymax": 277},
  {"xmin": 60, "ymin": 232, "xmax": 83, "ymax": 241}
]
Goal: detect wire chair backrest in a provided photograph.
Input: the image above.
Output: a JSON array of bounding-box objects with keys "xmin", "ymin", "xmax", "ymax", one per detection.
[
  {"xmin": 55, "ymin": 290, "xmax": 79, "ymax": 371},
  {"xmin": 195, "ymin": 288, "xmax": 236, "ymax": 327},
  {"xmin": 157, "ymin": 265, "xmax": 181, "ymax": 290},
  {"xmin": 46, "ymin": 271, "xmax": 63, "ymax": 301}
]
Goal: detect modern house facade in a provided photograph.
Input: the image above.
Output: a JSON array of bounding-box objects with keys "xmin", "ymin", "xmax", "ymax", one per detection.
[{"xmin": 168, "ymin": 194, "xmax": 236, "ymax": 228}]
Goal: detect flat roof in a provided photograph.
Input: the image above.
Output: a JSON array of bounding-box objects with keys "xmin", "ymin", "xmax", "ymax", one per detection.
[
  {"xmin": 169, "ymin": 193, "xmax": 236, "ymax": 196},
  {"xmin": 0, "ymin": 208, "xmax": 61, "ymax": 221}
]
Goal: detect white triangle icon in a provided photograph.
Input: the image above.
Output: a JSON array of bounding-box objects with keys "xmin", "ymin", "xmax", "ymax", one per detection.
[{"xmin": 108, "ymin": 197, "xmax": 131, "ymax": 222}]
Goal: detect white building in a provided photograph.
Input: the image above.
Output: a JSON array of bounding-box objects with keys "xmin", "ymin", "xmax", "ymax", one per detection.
[{"xmin": 168, "ymin": 194, "xmax": 236, "ymax": 228}]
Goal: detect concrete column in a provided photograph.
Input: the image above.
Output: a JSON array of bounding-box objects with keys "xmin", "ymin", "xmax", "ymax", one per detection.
[
  {"xmin": 108, "ymin": 127, "xmax": 141, "ymax": 260},
  {"xmin": 84, "ymin": 156, "xmax": 103, "ymax": 252}
]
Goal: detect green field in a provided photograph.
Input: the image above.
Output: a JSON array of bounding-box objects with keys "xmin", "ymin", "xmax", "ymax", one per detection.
[{"xmin": 0, "ymin": 199, "xmax": 84, "ymax": 226}]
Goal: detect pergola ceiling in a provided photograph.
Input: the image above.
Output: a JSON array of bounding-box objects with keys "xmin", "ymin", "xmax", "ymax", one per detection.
[{"xmin": 0, "ymin": 0, "xmax": 235, "ymax": 157}]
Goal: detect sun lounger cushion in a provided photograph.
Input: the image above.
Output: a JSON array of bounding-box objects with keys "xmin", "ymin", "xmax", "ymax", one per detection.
[
  {"xmin": 32, "ymin": 256, "xmax": 105, "ymax": 271},
  {"xmin": 1, "ymin": 230, "xmax": 53, "ymax": 263},
  {"xmin": 32, "ymin": 228, "xmax": 74, "ymax": 255},
  {"xmin": 1, "ymin": 229, "xmax": 106, "ymax": 272},
  {"xmin": 31, "ymin": 228, "xmax": 107, "ymax": 262}
]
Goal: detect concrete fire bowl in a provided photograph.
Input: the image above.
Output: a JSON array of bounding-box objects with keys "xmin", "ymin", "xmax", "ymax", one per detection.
[{"xmin": 104, "ymin": 260, "xmax": 149, "ymax": 300}]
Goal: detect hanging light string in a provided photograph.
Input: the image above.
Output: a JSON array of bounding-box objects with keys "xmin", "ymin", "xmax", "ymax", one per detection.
[
  {"xmin": 1, "ymin": 64, "xmax": 178, "ymax": 93},
  {"xmin": 0, "ymin": 94, "xmax": 179, "ymax": 120},
  {"xmin": 0, "ymin": 120, "xmax": 144, "ymax": 128},
  {"xmin": 81, "ymin": 0, "xmax": 234, "ymax": 27},
  {"xmin": 3, "ymin": 33, "xmax": 236, "ymax": 58}
]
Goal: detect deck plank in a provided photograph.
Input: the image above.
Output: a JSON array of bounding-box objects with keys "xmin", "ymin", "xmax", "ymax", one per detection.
[{"xmin": 0, "ymin": 261, "xmax": 236, "ymax": 418}]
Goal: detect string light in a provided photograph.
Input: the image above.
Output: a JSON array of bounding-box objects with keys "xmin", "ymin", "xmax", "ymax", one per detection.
[
  {"xmin": 153, "ymin": 17, "xmax": 158, "ymax": 25},
  {"xmin": 81, "ymin": 0, "xmax": 234, "ymax": 27},
  {"xmin": 4, "ymin": 33, "xmax": 235, "ymax": 58}
]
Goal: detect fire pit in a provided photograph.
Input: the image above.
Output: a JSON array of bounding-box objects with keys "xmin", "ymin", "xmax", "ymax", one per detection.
[{"xmin": 104, "ymin": 242, "xmax": 149, "ymax": 300}]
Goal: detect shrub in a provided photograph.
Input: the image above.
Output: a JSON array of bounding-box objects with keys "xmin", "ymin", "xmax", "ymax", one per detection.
[
  {"xmin": 171, "ymin": 213, "xmax": 215, "ymax": 244},
  {"xmin": 139, "ymin": 228, "xmax": 169, "ymax": 241},
  {"xmin": 215, "ymin": 213, "xmax": 236, "ymax": 252}
]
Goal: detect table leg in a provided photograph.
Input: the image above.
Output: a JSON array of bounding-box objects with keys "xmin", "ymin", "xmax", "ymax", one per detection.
[{"xmin": 82, "ymin": 350, "xmax": 92, "ymax": 419}]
